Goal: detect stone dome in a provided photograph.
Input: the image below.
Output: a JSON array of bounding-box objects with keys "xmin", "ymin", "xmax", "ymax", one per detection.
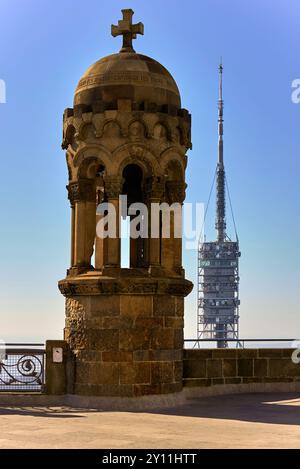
[{"xmin": 74, "ymin": 52, "xmax": 181, "ymax": 110}]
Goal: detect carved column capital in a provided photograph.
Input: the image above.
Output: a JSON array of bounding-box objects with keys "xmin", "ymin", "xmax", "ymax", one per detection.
[
  {"xmin": 145, "ymin": 176, "xmax": 165, "ymax": 201},
  {"xmin": 67, "ymin": 179, "xmax": 95, "ymax": 204},
  {"xmin": 166, "ymin": 181, "xmax": 187, "ymax": 204},
  {"xmin": 104, "ymin": 176, "xmax": 123, "ymax": 199}
]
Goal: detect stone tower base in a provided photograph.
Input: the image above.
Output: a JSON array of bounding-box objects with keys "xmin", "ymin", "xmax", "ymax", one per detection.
[{"xmin": 59, "ymin": 272, "xmax": 192, "ymax": 397}]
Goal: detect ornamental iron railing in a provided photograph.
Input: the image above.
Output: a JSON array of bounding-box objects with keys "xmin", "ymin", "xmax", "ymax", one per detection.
[
  {"xmin": 185, "ymin": 338, "xmax": 296, "ymax": 349},
  {"xmin": 0, "ymin": 344, "xmax": 45, "ymax": 392}
]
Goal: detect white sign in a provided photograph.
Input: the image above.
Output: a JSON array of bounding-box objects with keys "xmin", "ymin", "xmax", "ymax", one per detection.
[{"xmin": 52, "ymin": 347, "xmax": 63, "ymax": 363}]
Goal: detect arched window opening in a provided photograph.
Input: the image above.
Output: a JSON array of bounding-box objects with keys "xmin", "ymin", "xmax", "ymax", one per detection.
[
  {"xmin": 121, "ymin": 164, "xmax": 145, "ymax": 268},
  {"xmin": 96, "ymin": 164, "xmax": 105, "ymax": 205},
  {"xmin": 94, "ymin": 164, "xmax": 106, "ymax": 270}
]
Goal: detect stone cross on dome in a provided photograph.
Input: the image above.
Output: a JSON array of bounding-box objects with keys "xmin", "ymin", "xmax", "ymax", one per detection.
[{"xmin": 111, "ymin": 9, "xmax": 144, "ymax": 53}]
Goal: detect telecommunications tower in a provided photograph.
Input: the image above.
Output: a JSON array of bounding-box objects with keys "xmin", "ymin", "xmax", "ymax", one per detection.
[{"xmin": 197, "ymin": 64, "xmax": 241, "ymax": 348}]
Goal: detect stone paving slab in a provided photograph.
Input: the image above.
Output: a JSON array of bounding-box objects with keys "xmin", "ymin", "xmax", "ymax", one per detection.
[{"xmin": 0, "ymin": 393, "xmax": 299, "ymax": 449}]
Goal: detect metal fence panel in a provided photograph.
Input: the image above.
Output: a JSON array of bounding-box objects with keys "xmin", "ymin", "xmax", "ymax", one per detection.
[{"xmin": 0, "ymin": 346, "xmax": 45, "ymax": 392}]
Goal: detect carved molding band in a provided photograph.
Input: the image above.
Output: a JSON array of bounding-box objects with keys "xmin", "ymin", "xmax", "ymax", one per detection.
[
  {"xmin": 76, "ymin": 71, "xmax": 177, "ymax": 94},
  {"xmin": 59, "ymin": 277, "xmax": 193, "ymax": 298}
]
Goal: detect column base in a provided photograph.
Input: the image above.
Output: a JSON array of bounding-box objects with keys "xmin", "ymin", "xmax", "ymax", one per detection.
[{"xmin": 67, "ymin": 265, "xmax": 94, "ymax": 277}]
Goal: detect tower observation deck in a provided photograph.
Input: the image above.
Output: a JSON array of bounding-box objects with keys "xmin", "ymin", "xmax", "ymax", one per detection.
[{"xmin": 197, "ymin": 64, "xmax": 241, "ymax": 348}]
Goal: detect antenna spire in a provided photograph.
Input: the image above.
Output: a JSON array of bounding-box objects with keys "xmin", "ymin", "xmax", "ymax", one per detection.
[
  {"xmin": 215, "ymin": 61, "xmax": 226, "ymax": 242},
  {"xmin": 218, "ymin": 60, "xmax": 224, "ymax": 165}
]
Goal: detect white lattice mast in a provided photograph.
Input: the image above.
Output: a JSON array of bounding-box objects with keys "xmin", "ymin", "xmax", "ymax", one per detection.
[{"xmin": 197, "ymin": 62, "xmax": 241, "ymax": 348}]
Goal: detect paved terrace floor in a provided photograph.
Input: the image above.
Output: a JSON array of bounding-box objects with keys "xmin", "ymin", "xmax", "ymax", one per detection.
[{"xmin": 0, "ymin": 393, "xmax": 299, "ymax": 449}]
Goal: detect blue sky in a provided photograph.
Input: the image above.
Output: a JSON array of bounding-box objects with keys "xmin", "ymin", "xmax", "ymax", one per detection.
[{"xmin": 0, "ymin": 0, "xmax": 299, "ymax": 342}]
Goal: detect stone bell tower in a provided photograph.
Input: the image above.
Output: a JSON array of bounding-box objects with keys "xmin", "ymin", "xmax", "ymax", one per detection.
[{"xmin": 58, "ymin": 9, "xmax": 193, "ymax": 397}]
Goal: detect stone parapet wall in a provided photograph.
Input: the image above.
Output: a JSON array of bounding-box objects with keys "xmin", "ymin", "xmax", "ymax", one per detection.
[
  {"xmin": 183, "ymin": 349, "xmax": 300, "ymax": 388},
  {"xmin": 45, "ymin": 346, "xmax": 300, "ymax": 399}
]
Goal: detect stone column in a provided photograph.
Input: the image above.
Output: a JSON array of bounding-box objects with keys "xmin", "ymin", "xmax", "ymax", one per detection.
[
  {"xmin": 145, "ymin": 177, "xmax": 165, "ymax": 269},
  {"xmin": 161, "ymin": 181, "xmax": 186, "ymax": 275},
  {"xmin": 95, "ymin": 214, "xmax": 105, "ymax": 269},
  {"xmin": 103, "ymin": 176, "xmax": 122, "ymax": 268},
  {"xmin": 70, "ymin": 204, "xmax": 75, "ymax": 267},
  {"xmin": 68, "ymin": 179, "xmax": 96, "ymax": 274},
  {"xmin": 161, "ymin": 206, "xmax": 174, "ymax": 273}
]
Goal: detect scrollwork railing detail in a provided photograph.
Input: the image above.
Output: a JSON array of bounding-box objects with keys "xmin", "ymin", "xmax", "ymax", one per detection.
[{"xmin": 0, "ymin": 350, "xmax": 45, "ymax": 391}]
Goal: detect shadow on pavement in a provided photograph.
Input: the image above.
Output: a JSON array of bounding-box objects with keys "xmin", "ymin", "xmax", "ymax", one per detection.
[
  {"xmin": 0, "ymin": 393, "xmax": 299, "ymax": 425},
  {"xmin": 150, "ymin": 393, "xmax": 300, "ymax": 426}
]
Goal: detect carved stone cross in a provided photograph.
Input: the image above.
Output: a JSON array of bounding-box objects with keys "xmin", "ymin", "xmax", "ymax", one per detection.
[{"xmin": 111, "ymin": 9, "xmax": 144, "ymax": 53}]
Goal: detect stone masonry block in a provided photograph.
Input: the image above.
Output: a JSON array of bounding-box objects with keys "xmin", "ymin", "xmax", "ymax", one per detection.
[
  {"xmin": 206, "ymin": 359, "xmax": 222, "ymax": 378},
  {"xmin": 269, "ymin": 359, "xmax": 300, "ymax": 378},
  {"xmin": 236, "ymin": 349, "xmax": 258, "ymax": 358},
  {"xmin": 133, "ymin": 350, "xmax": 151, "ymax": 361},
  {"xmin": 264, "ymin": 377, "xmax": 294, "ymax": 383},
  {"xmin": 242, "ymin": 377, "xmax": 262, "ymax": 384},
  {"xmin": 183, "ymin": 358, "xmax": 206, "ymax": 379},
  {"xmin": 282, "ymin": 349, "xmax": 297, "ymax": 358},
  {"xmin": 258, "ymin": 349, "xmax": 283, "ymax": 358},
  {"xmin": 133, "ymin": 384, "xmax": 162, "ymax": 397},
  {"xmin": 212, "ymin": 378, "xmax": 225, "ymax": 385},
  {"xmin": 150, "ymin": 350, "xmax": 182, "ymax": 361},
  {"xmin": 120, "ymin": 295, "xmax": 153, "ymax": 318},
  {"xmin": 153, "ymin": 296, "xmax": 176, "ymax": 316},
  {"xmin": 237, "ymin": 359, "xmax": 254, "ymax": 377},
  {"xmin": 175, "ymin": 297, "xmax": 184, "ymax": 317},
  {"xmin": 174, "ymin": 329, "xmax": 184, "ymax": 349},
  {"xmin": 174, "ymin": 361, "xmax": 183, "ymax": 382},
  {"xmin": 161, "ymin": 362, "xmax": 175, "ymax": 383},
  {"xmin": 88, "ymin": 329, "xmax": 119, "ymax": 351},
  {"xmin": 120, "ymin": 363, "xmax": 135, "ymax": 384},
  {"xmin": 74, "ymin": 384, "xmax": 122, "ymax": 397},
  {"xmin": 224, "ymin": 377, "xmax": 242, "ymax": 384},
  {"xmin": 119, "ymin": 329, "xmax": 133, "ymax": 351},
  {"xmin": 102, "ymin": 351, "xmax": 132, "ymax": 362},
  {"xmin": 222, "ymin": 359, "xmax": 237, "ymax": 377},
  {"xmin": 134, "ymin": 317, "xmax": 164, "ymax": 328},
  {"xmin": 135, "ymin": 362, "xmax": 151, "ymax": 384},
  {"xmin": 133, "ymin": 328, "xmax": 152, "ymax": 350},
  {"xmin": 90, "ymin": 296, "xmax": 120, "ymax": 316},
  {"xmin": 161, "ymin": 382, "xmax": 182, "ymax": 394},
  {"xmin": 120, "ymin": 362, "xmax": 151, "ymax": 385},
  {"xmin": 212, "ymin": 349, "xmax": 237, "ymax": 359},
  {"xmin": 184, "ymin": 349, "xmax": 213, "ymax": 359},
  {"xmin": 183, "ymin": 378, "xmax": 212, "ymax": 388},
  {"xmin": 151, "ymin": 362, "xmax": 161, "ymax": 384},
  {"xmin": 88, "ymin": 363, "xmax": 119, "ymax": 385},
  {"xmin": 151, "ymin": 328, "xmax": 174, "ymax": 350},
  {"xmin": 254, "ymin": 359, "xmax": 268, "ymax": 377},
  {"xmin": 164, "ymin": 317, "xmax": 184, "ymax": 328},
  {"xmin": 120, "ymin": 328, "xmax": 152, "ymax": 351}
]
